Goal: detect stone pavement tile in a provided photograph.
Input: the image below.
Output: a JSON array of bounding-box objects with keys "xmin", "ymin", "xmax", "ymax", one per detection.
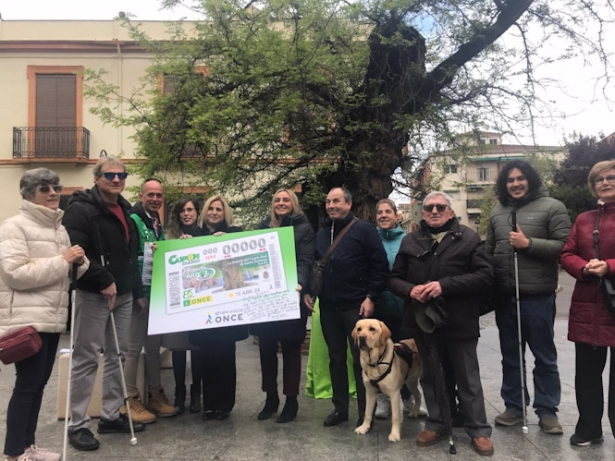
[{"xmin": 2, "ymin": 311, "xmax": 615, "ymax": 460}]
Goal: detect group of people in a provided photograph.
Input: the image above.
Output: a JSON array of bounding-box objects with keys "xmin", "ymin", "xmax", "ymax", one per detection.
[{"xmin": 1, "ymin": 156, "xmax": 614, "ymax": 460}]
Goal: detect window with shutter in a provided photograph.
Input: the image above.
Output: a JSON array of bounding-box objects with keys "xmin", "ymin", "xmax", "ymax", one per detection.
[
  {"xmin": 26, "ymin": 66, "xmax": 85, "ymax": 159},
  {"xmin": 35, "ymin": 74, "xmax": 77, "ymax": 157}
]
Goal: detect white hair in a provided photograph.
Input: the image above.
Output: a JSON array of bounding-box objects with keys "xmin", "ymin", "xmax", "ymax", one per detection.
[{"xmin": 423, "ymin": 191, "xmax": 453, "ymax": 208}]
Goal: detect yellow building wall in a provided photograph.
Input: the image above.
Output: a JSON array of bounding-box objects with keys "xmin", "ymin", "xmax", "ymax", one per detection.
[{"xmin": 0, "ymin": 20, "xmax": 184, "ymax": 222}]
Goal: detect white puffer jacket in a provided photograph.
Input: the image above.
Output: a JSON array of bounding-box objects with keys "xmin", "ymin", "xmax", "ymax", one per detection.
[{"xmin": 0, "ymin": 200, "xmax": 89, "ymax": 335}]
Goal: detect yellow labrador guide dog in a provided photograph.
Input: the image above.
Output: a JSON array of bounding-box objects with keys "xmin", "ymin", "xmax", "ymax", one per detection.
[{"xmin": 352, "ymin": 319, "xmax": 423, "ymax": 442}]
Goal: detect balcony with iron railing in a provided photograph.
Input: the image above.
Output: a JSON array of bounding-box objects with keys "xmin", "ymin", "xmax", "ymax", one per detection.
[
  {"xmin": 467, "ymin": 199, "xmax": 484, "ymax": 210},
  {"xmin": 13, "ymin": 127, "xmax": 90, "ymax": 160}
]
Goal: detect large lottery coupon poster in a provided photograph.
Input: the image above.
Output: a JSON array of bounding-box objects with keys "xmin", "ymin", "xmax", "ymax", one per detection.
[{"xmin": 148, "ymin": 227, "xmax": 299, "ymax": 335}]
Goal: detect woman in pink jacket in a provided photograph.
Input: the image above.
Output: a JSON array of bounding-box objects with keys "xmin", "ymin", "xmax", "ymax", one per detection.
[{"xmin": 561, "ymin": 160, "xmax": 615, "ymax": 447}]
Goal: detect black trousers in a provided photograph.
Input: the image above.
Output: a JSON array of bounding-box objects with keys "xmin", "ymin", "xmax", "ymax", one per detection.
[
  {"xmin": 259, "ymin": 338, "xmax": 303, "ymax": 397},
  {"xmin": 319, "ymin": 307, "xmax": 365, "ymax": 416},
  {"xmin": 4, "ymin": 332, "xmax": 60, "ymax": 457},
  {"xmin": 172, "ymin": 350, "xmax": 206, "ymax": 394},
  {"xmin": 574, "ymin": 342, "xmax": 615, "ymax": 439},
  {"xmin": 196, "ymin": 340, "xmax": 237, "ymax": 413}
]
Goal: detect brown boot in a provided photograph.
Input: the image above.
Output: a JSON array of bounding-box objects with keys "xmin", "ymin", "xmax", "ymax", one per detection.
[
  {"xmin": 416, "ymin": 429, "xmax": 444, "ymax": 447},
  {"xmin": 472, "ymin": 437, "xmax": 494, "ymax": 456},
  {"xmin": 147, "ymin": 387, "xmax": 177, "ymax": 417},
  {"xmin": 120, "ymin": 395, "xmax": 156, "ymax": 424}
]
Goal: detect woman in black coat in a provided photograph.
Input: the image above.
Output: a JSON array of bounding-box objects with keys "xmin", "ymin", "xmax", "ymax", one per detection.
[
  {"xmin": 188, "ymin": 195, "xmax": 249, "ymax": 421},
  {"xmin": 251, "ymin": 189, "xmax": 315, "ymax": 423},
  {"xmin": 164, "ymin": 197, "xmax": 206, "ymax": 415}
]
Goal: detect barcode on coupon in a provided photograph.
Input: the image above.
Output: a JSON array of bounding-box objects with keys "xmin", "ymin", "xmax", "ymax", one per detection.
[
  {"xmin": 169, "ymin": 272, "xmax": 180, "ymax": 307},
  {"xmin": 268, "ymin": 244, "xmax": 282, "ymax": 289}
]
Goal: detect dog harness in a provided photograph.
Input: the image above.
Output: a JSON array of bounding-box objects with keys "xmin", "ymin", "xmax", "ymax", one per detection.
[{"xmin": 367, "ymin": 343, "xmax": 414, "ymax": 388}]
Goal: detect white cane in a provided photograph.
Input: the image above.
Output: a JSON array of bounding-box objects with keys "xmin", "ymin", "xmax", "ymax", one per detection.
[
  {"xmin": 62, "ymin": 264, "xmax": 78, "ymax": 461},
  {"xmin": 512, "ymin": 211, "xmax": 529, "ymax": 434},
  {"xmin": 110, "ymin": 309, "xmax": 138, "ymax": 445}
]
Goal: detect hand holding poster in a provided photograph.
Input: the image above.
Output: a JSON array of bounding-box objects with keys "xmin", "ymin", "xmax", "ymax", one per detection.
[{"xmin": 148, "ymin": 227, "xmax": 299, "ymax": 335}]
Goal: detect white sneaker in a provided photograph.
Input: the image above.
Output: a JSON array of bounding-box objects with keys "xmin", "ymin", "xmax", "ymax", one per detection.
[
  {"xmin": 401, "ymin": 395, "xmax": 428, "ymax": 417},
  {"xmin": 24, "ymin": 445, "xmax": 60, "ymax": 461},
  {"xmin": 375, "ymin": 394, "xmax": 391, "ymax": 419}
]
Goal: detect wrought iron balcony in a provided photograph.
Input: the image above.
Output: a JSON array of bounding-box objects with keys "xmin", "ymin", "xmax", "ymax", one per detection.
[
  {"xmin": 467, "ymin": 199, "xmax": 484, "ymax": 209},
  {"xmin": 13, "ymin": 127, "xmax": 90, "ymax": 159}
]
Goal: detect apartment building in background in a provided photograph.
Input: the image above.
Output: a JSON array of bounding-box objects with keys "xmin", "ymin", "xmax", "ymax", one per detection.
[
  {"xmin": 407, "ymin": 132, "xmax": 566, "ymax": 231},
  {"xmin": 0, "ymin": 18, "xmax": 204, "ymax": 222}
]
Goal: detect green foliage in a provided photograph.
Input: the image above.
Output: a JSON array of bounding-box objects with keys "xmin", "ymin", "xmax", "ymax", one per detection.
[
  {"xmin": 550, "ymin": 134, "xmax": 615, "ymax": 221},
  {"xmin": 84, "ymin": 0, "xmax": 614, "ymax": 222},
  {"xmin": 548, "ymin": 183, "xmax": 595, "ymax": 223}
]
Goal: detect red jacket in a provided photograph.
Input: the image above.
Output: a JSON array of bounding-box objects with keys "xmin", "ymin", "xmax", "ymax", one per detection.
[{"xmin": 561, "ymin": 201, "xmax": 615, "ymax": 347}]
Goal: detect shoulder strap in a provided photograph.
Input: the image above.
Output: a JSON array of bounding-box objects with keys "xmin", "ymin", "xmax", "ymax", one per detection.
[
  {"xmin": 321, "ymin": 219, "xmax": 357, "ymax": 263},
  {"xmin": 594, "ymin": 212, "xmax": 601, "ymax": 260}
]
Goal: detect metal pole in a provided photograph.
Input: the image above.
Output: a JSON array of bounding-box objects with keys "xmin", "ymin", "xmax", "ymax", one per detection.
[
  {"xmin": 62, "ymin": 264, "xmax": 78, "ymax": 460},
  {"xmin": 110, "ymin": 311, "xmax": 138, "ymax": 445}
]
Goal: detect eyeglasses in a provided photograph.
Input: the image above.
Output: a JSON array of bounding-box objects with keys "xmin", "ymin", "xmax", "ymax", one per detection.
[
  {"xmin": 38, "ymin": 184, "xmax": 63, "ymax": 194},
  {"xmin": 594, "ymin": 175, "xmax": 615, "ymax": 185},
  {"xmin": 100, "ymin": 172, "xmax": 128, "ymax": 180},
  {"xmin": 422, "ymin": 204, "xmax": 449, "ymax": 213}
]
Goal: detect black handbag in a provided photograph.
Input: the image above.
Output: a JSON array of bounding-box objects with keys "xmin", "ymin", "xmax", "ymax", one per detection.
[
  {"xmin": 593, "ymin": 213, "xmax": 615, "ymax": 315},
  {"xmin": 309, "ymin": 219, "xmax": 356, "ymax": 297}
]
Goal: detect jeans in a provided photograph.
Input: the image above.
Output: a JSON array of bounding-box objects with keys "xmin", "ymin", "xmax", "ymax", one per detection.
[
  {"xmin": 496, "ymin": 293, "xmax": 560, "ymax": 416},
  {"xmin": 4, "ymin": 333, "xmax": 60, "ymax": 457}
]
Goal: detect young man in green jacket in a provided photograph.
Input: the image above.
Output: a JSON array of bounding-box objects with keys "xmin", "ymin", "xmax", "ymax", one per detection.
[{"xmin": 486, "ymin": 160, "xmax": 571, "ymax": 435}]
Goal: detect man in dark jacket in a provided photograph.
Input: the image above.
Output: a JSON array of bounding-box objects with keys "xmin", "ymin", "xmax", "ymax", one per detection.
[
  {"xmin": 63, "ymin": 157, "xmax": 146, "ymax": 451},
  {"xmin": 304, "ymin": 187, "xmax": 389, "ymax": 427},
  {"xmin": 388, "ymin": 191, "xmax": 494, "ymax": 456},
  {"xmin": 486, "ymin": 160, "xmax": 571, "ymax": 435}
]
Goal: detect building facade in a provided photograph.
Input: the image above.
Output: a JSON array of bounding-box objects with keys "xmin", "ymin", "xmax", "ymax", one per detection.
[
  {"xmin": 407, "ymin": 132, "xmax": 566, "ymax": 231},
  {"xmin": 0, "ymin": 19, "xmax": 199, "ymax": 222}
]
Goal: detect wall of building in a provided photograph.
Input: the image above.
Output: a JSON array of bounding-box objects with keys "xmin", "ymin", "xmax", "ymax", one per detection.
[{"xmin": 0, "ymin": 19, "xmax": 190, "ymax": 222}]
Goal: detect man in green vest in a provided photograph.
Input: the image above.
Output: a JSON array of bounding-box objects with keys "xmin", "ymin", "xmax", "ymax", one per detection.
[{"xmin": 123, "ymin": 178, "xmax": 177, "ymax": 423}]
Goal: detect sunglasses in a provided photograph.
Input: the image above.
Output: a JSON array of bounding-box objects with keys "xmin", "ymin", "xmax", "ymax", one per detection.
[
  {"xmin": 100, "ymin": 172, "xmax": 129, "ymax": 180},
  {"xmin": 422, "ymin": 204, "xmax": 448, "ymax": 213},
  {"xmin": 38, "ymin": 184, "xmax": 63, "ymax": 194}
]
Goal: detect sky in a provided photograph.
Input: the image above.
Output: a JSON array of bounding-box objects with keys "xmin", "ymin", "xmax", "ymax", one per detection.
[{"xmin": 1, "ymin": 0, "xmax": 614, "ymax": 146}]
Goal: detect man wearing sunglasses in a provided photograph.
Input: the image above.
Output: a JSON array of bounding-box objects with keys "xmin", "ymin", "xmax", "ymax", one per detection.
[
  {"xmin": 62, "ymin": 157, "xmax": 147, "ymax": 451},
  {"xmin": 388, "ymin": 191, "xmax": 494, "ymax": 455},
  {"xmin": 486, "ymin": 160, "xmax": 571, "ymax": 435}
]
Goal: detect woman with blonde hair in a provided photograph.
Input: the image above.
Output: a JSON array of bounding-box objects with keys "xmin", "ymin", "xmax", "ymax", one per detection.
[
  {"xmin": 561, "ymin": 160, "xmax": 615, "ymax": 446},
  {"xmin": 252, "ymin": 188, "xmax": 315, "ymax": 423},
  {"xmin": 189, "ymin": 194, "xmax": 248, "ymax": 421}
]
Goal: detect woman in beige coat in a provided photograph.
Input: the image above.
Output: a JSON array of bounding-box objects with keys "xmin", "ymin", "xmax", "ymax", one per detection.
[{"xmin": 0, "ymin": 168, "xmax": 89, "ymax": 461}]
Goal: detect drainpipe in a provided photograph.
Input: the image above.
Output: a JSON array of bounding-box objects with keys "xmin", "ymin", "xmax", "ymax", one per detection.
[{"xmin": 114, "ymin": 40, "xmax": 124, "ymax": 156}]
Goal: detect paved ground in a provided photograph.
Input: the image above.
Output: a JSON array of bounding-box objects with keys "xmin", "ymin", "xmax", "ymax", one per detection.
[{"xmin": 2, "ymin": 271, "xmax": 613, "ymax": 460}]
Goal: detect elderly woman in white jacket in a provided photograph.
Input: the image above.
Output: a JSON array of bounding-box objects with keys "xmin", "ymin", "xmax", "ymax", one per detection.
[{"xmin": 0, "ymin": 168, "xmax": 89, "ymax": 461}]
